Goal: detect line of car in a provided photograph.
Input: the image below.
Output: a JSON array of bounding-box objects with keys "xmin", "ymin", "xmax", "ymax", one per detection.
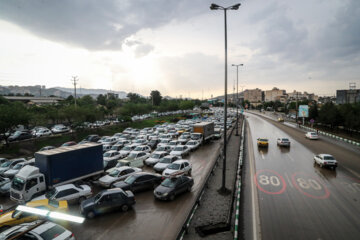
[
  {"xmin": 0, "ymin": 109, "xmax": 234, "ymax": 239},
  {"xmin": 256, "ymin": 131, "xmax": 337, "ymax": 170}
]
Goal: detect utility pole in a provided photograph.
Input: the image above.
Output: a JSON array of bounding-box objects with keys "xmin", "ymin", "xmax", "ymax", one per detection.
[{"xmin": 71, "ymin": 76, "xmax": 78, "ymax": 107}]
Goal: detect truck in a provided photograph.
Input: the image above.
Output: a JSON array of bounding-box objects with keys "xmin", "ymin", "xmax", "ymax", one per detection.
[
  {"xmin": 192, "ymin": 122, "xmax": 214, "ymax": 144},
  {"xmin": 10, "ymin": 143, "xmax": 104, "ymax": 203}
]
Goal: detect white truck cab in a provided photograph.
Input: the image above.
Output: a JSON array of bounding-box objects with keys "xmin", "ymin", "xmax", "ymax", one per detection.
[{"xmin": 10, "ymin": 166, "xmax": 46, "ymax": 203}]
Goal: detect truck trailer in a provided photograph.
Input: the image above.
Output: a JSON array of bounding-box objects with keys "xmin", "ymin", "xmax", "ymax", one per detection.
[
  {"xmin": 10, "ymin": 143, "xmax": 103, "ymax": 203},
  {"xmin": 192, "ymin": 122, "xmax": 214, "ymax": 143}
]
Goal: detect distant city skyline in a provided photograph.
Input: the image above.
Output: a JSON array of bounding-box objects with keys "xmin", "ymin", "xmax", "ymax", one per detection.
[{"xmin": 0, "ymin": 0, "xmax": 359, "ymax": 98}]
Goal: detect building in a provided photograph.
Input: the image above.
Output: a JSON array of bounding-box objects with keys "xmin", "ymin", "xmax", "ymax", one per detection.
[
  {"xmin": 3, "ymin": 96, "xmax": 63, "ymax": 105},
  {"xmin": 244, "ymin": 88, "xmax": 262, "ymax": 103},
  {"xmin": 264, "ymin": 87, "xmax": 286, "ymax": 102},
  {"xmin": 336, "ymin": 89, "xmax": 360, "ymax": 104}
]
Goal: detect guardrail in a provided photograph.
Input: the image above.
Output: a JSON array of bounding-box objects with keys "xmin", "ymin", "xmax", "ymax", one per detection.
[
  {"xmin": 300, "ymin": 125, "xmax": 360, "ymax": 147},
  {"xmin": 177, "ymin": 124, "xmax": 236, "ymax": 240}
]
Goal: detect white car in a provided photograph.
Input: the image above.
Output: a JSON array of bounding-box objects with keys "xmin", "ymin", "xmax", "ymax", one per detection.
[
  {"xmin": 35, "ymin": 128, "xmax": 52, "ymax": 137},
  {"xmin": 98, "ymin": 166, "xmax": 142, "ymax": 188},
  {"xmin": 131, "ymin": 139, "xmax": 148, "ymax": 146},
  {"xmin": 186, "ymin": 140, "xmax": 200, "ymax": 151},
  {"xmin": 153, "ymin": 155, "xmax": 181, "ymax": 173},
  {"xmin": 133, "ymin": 145, "xmax": 152, "ymax": 153},
  {"xmin": 119, "ymin": 145, "xmax": 137, "ymax": 158},
  {"xmin": 97, "ymin": 136, "xmax": 110, "ymax": 143},
  {"xmin": 170, "ymin": 145, "xmax": 191, "ymax": 157},
  {"xmin": 305, "ymin": 132, "xmax": 319, "ymax": 140},
  {"xmin": 191, "ymin": 133, "xmax": 203, "ymax": 144},
  {"xmin": 33, "ymin": 183, "xmax": 92, "ymax": 204},
  {"xmin": 103, "ymin": 144, "xmax": 113, "ymax": 152},
  {"xmin": 168, "ymin": 140, "xmax": 179, "ymax": 150},
  {"xmin": 178, "ymin": 135, "xmax": 190, "ymax": 145},
  {"xmin": 144, "ymin": 151, "xmax": 168, "ymax": 166},
  {"xmin": 0, "ymin": 220, "xmax": 76, "ymax": 240},
  {"xmin": 103, "ymin": 150, "xmax": 121, "ymax": 162},
  {"xmin": 51, "ymin": 125, "xmax": 70, "ymax": 134},
  {"xmin": 115, "ymin": 139, "xmax": 131, "ymax": 147},
  {"xmin": 314, "ymin": 154, "xmax": 338, "ymax": 169},
  {"xmin": 276, "ymin": 138, "xmax": 291, "ymax": 147},
  {"xmin": 120, "ymin": 151, "xmax": 150, "ymax": 168},
  {"xmin": 154, "ymin": 145, "xmax": 172, "ymax": 154},
  {"xmin": 162, "ymin": 160, "xmax": 192, "ymax": 176},
  {"xmin": 102, "ymin": 137, "xmax": 118, "ymax": 145},
  {"xmin": 157, "ymin": 139, "xmax": 171, "ymax": 148}
]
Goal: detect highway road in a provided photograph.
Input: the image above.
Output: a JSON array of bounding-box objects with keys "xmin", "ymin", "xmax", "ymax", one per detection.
[{"xmin": 245, "ymin": 112, "xmax": 360, "ymax": 240}]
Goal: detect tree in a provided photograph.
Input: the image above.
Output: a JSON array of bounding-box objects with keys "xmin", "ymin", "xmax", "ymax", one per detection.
[
  {"xmin": 150, "ymin": 90, "xmax": 162, "ymax": 106},
  {"xmin": 78, "ymin": 95, "xmax": 95, "ymax": 106},
  {"xmin": 97, "ymin": 94, "xmax": 106, "ymax": 106},
  {"xmin": 0, "ymin": 102, "xmax": 30, "ymax": 146},
  {"xmin": 318, "ymin": 102, "xmax": 341, "ymax": 129}
]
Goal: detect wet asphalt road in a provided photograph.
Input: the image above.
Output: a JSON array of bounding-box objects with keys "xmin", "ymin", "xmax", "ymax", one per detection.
[{"xmin": 245, "ymin": 113, "xmax": 360, "ymax": 240}]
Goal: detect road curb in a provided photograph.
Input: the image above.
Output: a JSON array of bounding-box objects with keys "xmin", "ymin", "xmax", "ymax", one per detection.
[{"xmin": 233, "ymin": 120, "xmax": 245, "ymax": 240}]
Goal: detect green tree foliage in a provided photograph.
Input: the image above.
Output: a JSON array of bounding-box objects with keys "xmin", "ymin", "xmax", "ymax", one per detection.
[
  {"xmin": 150, "ymin": 90, "xmax": 162, "ymax": 106},
  {"xmin": 97, "ymin": 94, "xmax": 106, "ymax": 106},
  {"xmin": 318, "ymin": 102, "xmax": 342, "ymax": 129},
  {"xmin": 0, "ymin": 101, "xmax": 30, "ymax": 145}
]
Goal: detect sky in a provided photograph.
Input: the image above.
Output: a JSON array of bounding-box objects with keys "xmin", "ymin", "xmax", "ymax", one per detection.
[{"xmin": 0, "ymin": 0, "xmax": 359, "ymax": 98}]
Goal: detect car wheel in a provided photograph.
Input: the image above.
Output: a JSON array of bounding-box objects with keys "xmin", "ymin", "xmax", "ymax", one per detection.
[
  {"xmin": 86, "ymin": 211, "xmax": 95, "ymax": 219},
  {"xmin": 79, "ymin": 196, "xmax": 86, "ymax": 204},
  {"xmin": 169, "ymin": 194, "xmax": 175, "ymax": 201},
  {"xmin": 187, "ymin": 186, "xmax": 192, "ymax": 192},
  {"xmin": 121, "ymin": 204, "xmax": 129, "ymax": 212}
]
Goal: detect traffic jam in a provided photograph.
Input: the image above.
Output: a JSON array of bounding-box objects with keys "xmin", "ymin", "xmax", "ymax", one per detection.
[{"xmin": 0, "ymin": 109, "xmax": 234, "ymax": 239}]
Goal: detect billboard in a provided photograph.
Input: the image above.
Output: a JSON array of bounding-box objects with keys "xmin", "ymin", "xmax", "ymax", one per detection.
[{"xmin": 298, "ymin": 105, "xmax": 309, "ymax": 117}]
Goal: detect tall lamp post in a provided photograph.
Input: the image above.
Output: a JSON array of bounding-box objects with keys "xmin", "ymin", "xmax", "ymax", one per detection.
[
  {"xmin": 210, "ymin": 3, "xmax": 241, "ymax": 193},
  {"xmin": 232, "ymin": 64, "xmax": 243, "ymax": 136}
]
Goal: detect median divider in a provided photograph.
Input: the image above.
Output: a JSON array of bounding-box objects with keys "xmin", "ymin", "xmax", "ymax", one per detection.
[
  {"xmin": 234, "ymin": 120, "xmax": 245, "ymax": 240},
  {"xmin": 177, "ymin": 123, "xmax": 237, "ymax": 240}
]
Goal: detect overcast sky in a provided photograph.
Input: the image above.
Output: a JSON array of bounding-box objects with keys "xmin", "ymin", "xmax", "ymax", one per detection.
[{"xmin": 0, "ymin": 0, "xmax": 359, "ymax": 98}]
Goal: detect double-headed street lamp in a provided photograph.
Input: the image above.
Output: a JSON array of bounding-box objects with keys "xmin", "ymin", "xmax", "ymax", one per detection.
[
  {"xmin": 232, "ymin": 64, "xmax": 243, "ymax": 136},
  {"xmin": 210, "ymin": 3, "xmax": 241, "ymax": 193}
]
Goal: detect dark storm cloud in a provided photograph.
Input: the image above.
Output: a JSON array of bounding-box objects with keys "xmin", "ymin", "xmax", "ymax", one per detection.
[{"xmin": 0, "ymin": 0, "xmax": 205, "ymax": 50}]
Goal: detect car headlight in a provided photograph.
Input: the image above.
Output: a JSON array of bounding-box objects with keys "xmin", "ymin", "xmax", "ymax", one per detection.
[{"xmin": 162, "ymin": 192, "xmax": 168, "ymax": 196}]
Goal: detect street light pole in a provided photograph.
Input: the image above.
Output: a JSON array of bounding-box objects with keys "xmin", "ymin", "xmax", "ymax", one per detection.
[
  {"xmin": 232, "ymin": 64, "xmax": 243, "ymax": 136},
  {"xmin": 210, "ymin": 3, "xmax": 241, "ymax": 193}
]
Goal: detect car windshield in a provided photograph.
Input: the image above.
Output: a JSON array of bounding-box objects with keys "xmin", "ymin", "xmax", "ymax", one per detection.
[
  {"xmin": 40, "ymin": 224, "xmax": 66, "ymax": 239},
  {"xmin": 123, "ymin": 146, "xmax": 131, "ymax": 151},
  {"xmin": 1, "ymin": 161, "xmax": 11, "ymax": 167},
  {"xmin": 168, "ymin": 163, "xmax": 180, "ymax": 170},
  {"xmin": 324, "ymin": 156, "xmax": 335, "ymax": 160},
  {"xmin": 125, "ymin": 175, "xmax": 137, "ymax": 184},
  {"xmin": 135, "ymin": 139, "xmax": 143, "ymax": 143},
  {"xmin": 11, "ymin": 177, "xmax": 25, "ymax": 191},
  {"xmin": 259, "ymin": 139, "xmax": 268, "ymax": 142},
  {"xmin": 12, "ymin": 163, "xmax": 24, "ymax": 170},
  {"xmin": 45, "ymin": 188, "xmax": 57, "ymax": 199},
  {"xmin": 128, "ymin": 153, "xmax": 137, "ymax": 158},
  {"xmin": 159, "ymin": 158, "xmax": 172, "ymax": 163},
  {"xmin": 95, "ymin": 193, "xmax": 102, "ymax": 202},
  {"xmin": 12, "ymin": 131, "xmax": 22, "ymax": 136},
  {"xmin": 160, "ymin": 140, "xmax": 168, "ymax": 143},
  {"xmin": 104, "ymin": 138, "xmax": 112, "ymax": 142},
  {"xmin": 174, "ymin": 147, "xmax": 184, "ymax": 151},
  {"xmin": 109, "ymin": 169, "xmax": 120, "ymax": 177},
  {"xmin": 134, "ymin": 147, "xmax": 142, "ymax": 151},
  {"xmin": 311, "ymin": 133, "xmax": 317, "ymax": 135},
  {"xmin": 161, "ymin": 178, "xmax": 176, "ymax": 188},
  {"xmin": 187, "ymin": 142, "xmax": 195, "ymax": 145},
  {"xmin": 282, "ymin": 138, "xmax": 289, "ymax": 141},
  {"xmin": 156, "ymin": 147, "xmax": 165, "ymax": 151},
  {"xmin": 151, "ymin": 153, "xmax": 161, "ymax": 159}
]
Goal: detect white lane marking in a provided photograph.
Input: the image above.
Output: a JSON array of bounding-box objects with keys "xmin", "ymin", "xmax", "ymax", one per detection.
[
  {"xmin": 260, "ymin": 150, "xmax": 265, "ymax": 160},
  {"xmin": 247, "ymin": 124, "xmax": 262, "ymax": 240},
  {"xmin": 284, "ymin": 172, "xmax": 294, "ymax": 188},
  {"xmin": 287, "ymin": 154, "xmax": 295, "ymax": 162}
]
